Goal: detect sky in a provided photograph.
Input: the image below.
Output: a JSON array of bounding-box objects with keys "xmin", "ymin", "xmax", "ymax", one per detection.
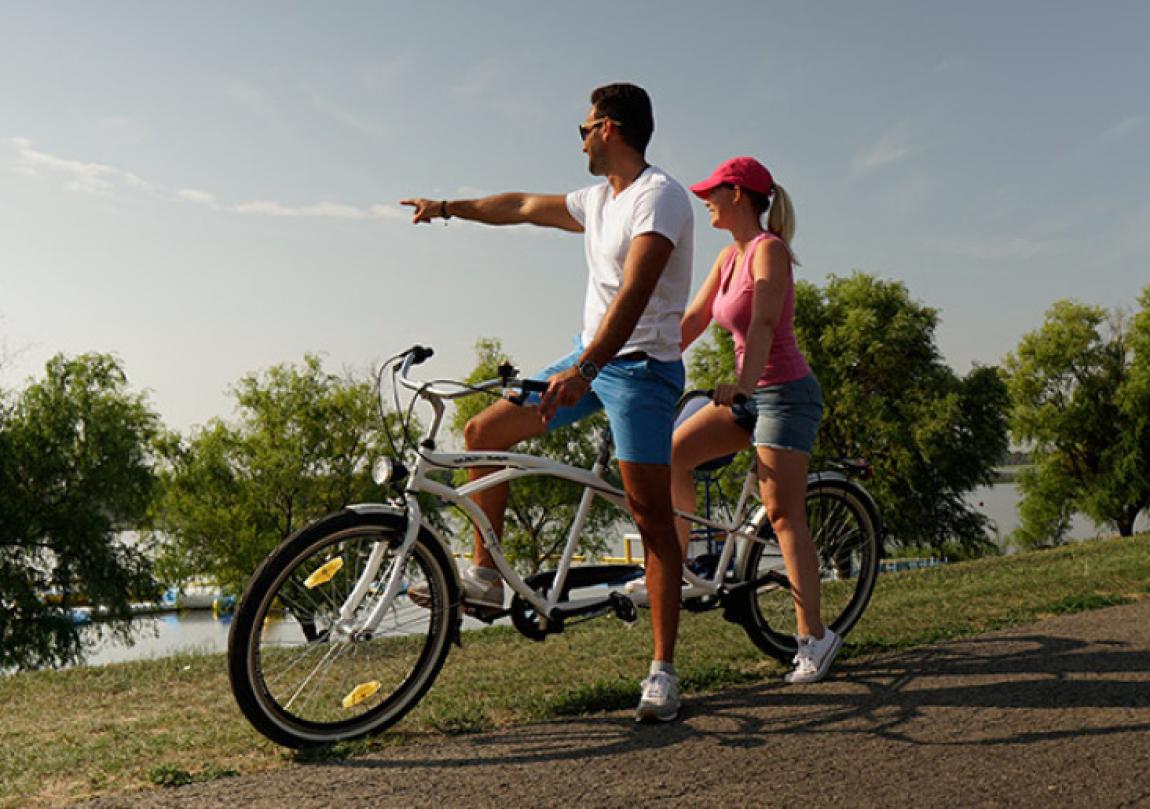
[{"xmin": 2, "ymin": 1, "xmax": 1148, "ymax": 433}]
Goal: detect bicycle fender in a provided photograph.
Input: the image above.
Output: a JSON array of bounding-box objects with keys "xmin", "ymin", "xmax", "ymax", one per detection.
[
  {"xmin": 346, "ymin": 503, "xmax": 461, "ymax": 590},
  {"xmin": 811, "ymin": 473, "xmax": 884, "ymax": 542},
  {"xmin": 746, "ymin": 474, "xmax": 884, "ymax": 547},
  {"xmin": 806, "ymin": 475, "xmax": 885, "ymax": 550},
  {"xmin": 741, "ymin": 473, "xmax": 858, "ymax": 534}
]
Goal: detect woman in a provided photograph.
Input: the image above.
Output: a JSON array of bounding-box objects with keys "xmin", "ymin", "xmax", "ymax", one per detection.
[{"xmin": 675, "ymin": 156, "xmax": 837, "ymax": 683}]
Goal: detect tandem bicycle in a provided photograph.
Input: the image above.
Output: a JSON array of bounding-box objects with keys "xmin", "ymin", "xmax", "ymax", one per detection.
[{"xmin": 227, "ymin": 345, "xmax": 881, "ymax": 747}]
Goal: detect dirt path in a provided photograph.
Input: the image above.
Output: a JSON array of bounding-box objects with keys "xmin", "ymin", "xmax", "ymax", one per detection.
[{"xmin": 79, "ymin": 600, "xmax": 1150, "ymax": 808}]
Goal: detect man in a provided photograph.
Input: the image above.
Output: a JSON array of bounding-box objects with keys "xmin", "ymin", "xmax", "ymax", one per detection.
[{"xmin": 401, "ymin": 83, "xmax": 693, "ymax": 722}]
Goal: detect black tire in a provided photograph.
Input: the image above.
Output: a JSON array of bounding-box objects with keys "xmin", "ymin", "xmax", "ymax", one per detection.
[
  {"xmin": 736, "ymin": 480, "xmax": 880, "ymax": 663},
  {"xmin": 228, "ymin": 510, "xmax": 458, "ymax": 748}
]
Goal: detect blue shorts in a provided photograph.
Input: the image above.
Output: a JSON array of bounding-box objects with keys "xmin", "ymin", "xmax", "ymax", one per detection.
[
  {"xmin": 735, "ymin": 373, "xmax": 823, "ymax": 454},
  {"xmin": 524, "ymin": 340, "xmax": 685, "ymax": 465}
]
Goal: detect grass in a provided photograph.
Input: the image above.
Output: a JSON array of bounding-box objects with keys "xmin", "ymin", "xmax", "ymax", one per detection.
[{"xmin": 1, "ymin": 533, "xmax": 1148, "ymax": 807}]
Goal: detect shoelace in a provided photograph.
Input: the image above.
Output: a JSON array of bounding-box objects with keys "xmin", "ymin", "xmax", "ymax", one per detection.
[
  {"xmin": 642, "ymin": 673, "xmax": 672, "ymax": 701},
  {"xmin": 792, "ymin": 640, "xmax": 819, "ymax": 672}
]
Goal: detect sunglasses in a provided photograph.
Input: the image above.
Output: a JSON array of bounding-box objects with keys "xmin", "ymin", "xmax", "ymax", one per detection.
[{"xmin": 578, "ymin": 117, "xmax": 619, "ymax": 141}]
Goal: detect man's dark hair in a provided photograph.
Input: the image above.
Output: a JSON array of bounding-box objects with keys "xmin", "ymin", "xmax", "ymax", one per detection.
[{"xmin": 590, "ymin": 83, "xmax": 654, "ymax": 154}]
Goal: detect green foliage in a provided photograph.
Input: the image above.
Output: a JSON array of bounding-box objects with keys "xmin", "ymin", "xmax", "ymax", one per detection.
[
  {"xmin": 687, "ymin": 324, "xmax": 737, "ymax": 387},
  {"xmin": 0, "ymin": 353, "xmax": 161, "ymax": 670},
  {"xmin": 691, "ymin": 272, "xmax": 1010, "ymax": 555},
  {"xmin": 1004, "ymin": 293, "xmax": 1150, "ymax": 544},
  {"xmin": 800, "ymin": 273, "xmax": 1009, "ymax": 554},
  {"xmin": 152, "ymin": 355, "xmax": 395, "ymax": 593},
  {"xmin": 148, "ymin": 763, "xmax": 238, "ymax": 787},
  {"xmin": 451, "ymin": 338, "xmax": 612, "ymax": 574}
]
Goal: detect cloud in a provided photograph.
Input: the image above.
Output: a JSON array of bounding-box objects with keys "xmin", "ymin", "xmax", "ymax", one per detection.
[
  {"xmin": 1097, "ymin": 115, "xmax": 1150, "ymax": 146},
  {"xmin": 302, "ymin": 86, "xmax": 391, "ymax": 139},
  {"xmin": 178, "ymin": 188, "xmax": 219, "ymax": 207},
  {"xmin": 3, "ymin": 136, "xmax": 156, "ymax": 196},
  {"xmin": 357, "ymin": 56, "xmax": 412, "ymax": 93},
  {"xmin": 232, "ymin": 200, "xmax": 380, "ymax": 219},
  {"xmin": 367, "ymin": 204, "xmax": 406, "ymax": 221},
  {"xmin": 4, "ymin": 136, "xmax": 404, "ymax": 223},
  {"xmin": 854, "ymin": 123, "xmax": 920, "ymax": 172},
  {"xmin": 451, "ymin": 58, "xmax": 507, "ymax": 102}
]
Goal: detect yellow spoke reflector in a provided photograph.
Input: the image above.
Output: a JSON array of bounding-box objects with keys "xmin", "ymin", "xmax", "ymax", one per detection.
[
  {"xmin": 304, "ymin": 558, "xmax": 344, "ymax": 589},
  {"xmin": 342, "ymin": 681, "xmax": 381, "ymax": 709}
]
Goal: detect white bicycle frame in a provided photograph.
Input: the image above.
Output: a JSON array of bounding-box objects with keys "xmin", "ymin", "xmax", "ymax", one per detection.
[{"xmin": 342, "ymin": 351, "xmax": 778, "ymax": 636}]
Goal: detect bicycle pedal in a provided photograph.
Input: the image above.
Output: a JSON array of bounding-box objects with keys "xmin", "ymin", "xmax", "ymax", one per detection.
[
  {"xmin": 609, "ymin": 592, "xmax": 638, "ymax": 624},
  {"xmin": 462, "ymin": 604, "xmax": 509, "ymax": 623}
]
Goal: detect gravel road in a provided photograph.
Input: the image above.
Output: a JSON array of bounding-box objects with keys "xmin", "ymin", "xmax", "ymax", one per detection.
[{"xmin": 78, "ymin": 599, "xmax": 1150, "ymax": 808}]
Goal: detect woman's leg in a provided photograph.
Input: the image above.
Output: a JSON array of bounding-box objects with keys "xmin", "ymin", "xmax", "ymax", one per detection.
[
  {"xmin": 756, "ymin": 446, "xmax": 824, "ymax": 638},
  {"xmin": 670, "ymin": 405, "xmax": 751, "ymax": 556}
]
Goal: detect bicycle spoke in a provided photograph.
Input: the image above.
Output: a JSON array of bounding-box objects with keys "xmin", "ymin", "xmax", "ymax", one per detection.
[{"xmin": 282, "ymin": 641, "xmax": 352, "ymax": 712}]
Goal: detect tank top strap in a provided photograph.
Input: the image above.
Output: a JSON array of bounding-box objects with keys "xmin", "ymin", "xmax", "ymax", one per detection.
[
  {"xmin": 756, "ymin": 231, "xmax": 796, "ymax": 269},
  {"xmin": 717, "ymin": 232, "xmax": 772, "ymax": 292}
]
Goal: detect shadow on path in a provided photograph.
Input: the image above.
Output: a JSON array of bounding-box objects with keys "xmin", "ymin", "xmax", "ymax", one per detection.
[{"xmin": 342, "ymin": 623, "xmax": 1150, "ymax": 773}]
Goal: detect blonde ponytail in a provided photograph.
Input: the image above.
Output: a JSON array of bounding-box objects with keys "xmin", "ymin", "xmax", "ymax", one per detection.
[
  {"xmin": 766, "ymin": 183, "xmax": 799, "ymax": 266},
  {"xmin": 767, "ymin": 184, "xmax": 796, "ymax": 246}
]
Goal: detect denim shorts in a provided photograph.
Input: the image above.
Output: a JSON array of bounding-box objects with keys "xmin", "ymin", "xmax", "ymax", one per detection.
[
  {"xmin": 734, "ymin": 373, "xmax": 823, "ymax": 454},
  {"xmin": 522, "ymin": 339, "xmax": 685, "ymax": 465}
]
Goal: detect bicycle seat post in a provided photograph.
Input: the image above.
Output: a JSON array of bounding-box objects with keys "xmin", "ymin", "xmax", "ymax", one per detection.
[{"xmin": 594, "ymin": 426, "xmax": 613, "ymax": 471}]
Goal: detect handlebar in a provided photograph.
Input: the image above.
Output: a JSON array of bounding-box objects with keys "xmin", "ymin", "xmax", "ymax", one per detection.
[
  {"xmin": 394, "ymin": 347, "xmax": 747, "ymax": 408},
  {"xmin": 392, "ymin": 345, "xmax": 542, "ymax": 402},
  {"xmin": 702, "ymin": 388, "xmax": 749, "ymax": 407},
  {"xmin": 408, "ymin": 345, "xmax": 434, "ymax": 365}
]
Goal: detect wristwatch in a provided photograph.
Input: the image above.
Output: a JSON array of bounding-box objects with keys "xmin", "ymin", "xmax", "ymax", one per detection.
[{"xmin": 577, "ymin": 359, "xmax": 599, "ymax": 382}]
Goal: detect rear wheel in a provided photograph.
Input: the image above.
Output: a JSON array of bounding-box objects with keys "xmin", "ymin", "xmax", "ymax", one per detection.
[
  {"xmin": 228, "ymin": 510, "xmax": 458, "ymax": 747},
  {"xmin": 736, "ymin": 481, "xmax": 879, "ymax": 663}
]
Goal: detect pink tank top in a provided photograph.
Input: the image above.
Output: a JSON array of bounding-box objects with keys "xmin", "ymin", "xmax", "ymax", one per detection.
[{"xmin": 711, "ymin": 232, "xmax": 810, "ymax": 387}]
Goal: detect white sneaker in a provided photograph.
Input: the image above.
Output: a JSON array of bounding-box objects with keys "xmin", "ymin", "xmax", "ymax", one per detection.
[
  {"xmin": 785, "ymin": 628, "xmax": 842, "ymax": 684},
  {"xmin": 623, "ymin": 576, "xmax": 649, "ymax": 606},
  {"xmin": 409, "ymin": 565, "xmax": 503, "ymax": 610},
  {"xmin": 635, "ymin": 670, "xmax": 680, "ymax": 723},
  {"xmin": 623, "ymin": 576, "xmax": 693, "ymax": 607}
]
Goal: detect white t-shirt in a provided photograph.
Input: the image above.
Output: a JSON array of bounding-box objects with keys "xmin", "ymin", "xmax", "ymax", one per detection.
[{"xmin": 565, "ymin": 166, "xmax": 694, "ymax": 362}]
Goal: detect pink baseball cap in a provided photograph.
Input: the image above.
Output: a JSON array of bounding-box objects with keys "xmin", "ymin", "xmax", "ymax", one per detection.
[{"xmin": 689, "ymin": 156, "xmax": 774, "ymax": 198}]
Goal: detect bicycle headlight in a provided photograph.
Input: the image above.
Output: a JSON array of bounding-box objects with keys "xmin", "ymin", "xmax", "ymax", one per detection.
[{"xmin": 372, "ymin": 457, "xmax": 396, "ymax": 485}]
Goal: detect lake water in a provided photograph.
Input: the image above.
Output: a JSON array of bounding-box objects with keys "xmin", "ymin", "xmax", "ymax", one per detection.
[
  {"xmin": 968, "ymin": 482, "xmax": 1147, "ymax": 549},
  {"xmin": 77, "ymin": 579, "xmax": 502, "ymax": 668},
  {"xmin": 81, "ymin": 610, "xmax": 233, "ymax": 666},
  {"xmin": 71, "ymin": 482, "xmax": 1145, "ymax": 667}
]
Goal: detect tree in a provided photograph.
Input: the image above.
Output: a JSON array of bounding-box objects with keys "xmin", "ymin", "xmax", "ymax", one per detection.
[
  {"xmin": 0, "ymin": 354, "xmax": 161, "ymax": 670},
  {"xmin": 1004, "ymin": 295, "xmax": 1150, "ymax": 545},
  {"xmin": 153, "ymin": 355, "xmax": 395, "ymax": 593},
  {"xmin": 450, "ymin": 338, "xmax": 613, "ymax": 575},
  {"xmin": 1124, "ymin": 286, "xmax": 1150, "ymax": 521},
  {"xmin": 692, "ymin": 272, "xmax": 1010, "ymax": 556}
]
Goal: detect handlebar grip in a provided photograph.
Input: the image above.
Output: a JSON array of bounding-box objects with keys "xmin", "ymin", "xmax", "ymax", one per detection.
[
  {"xmin": 408, "ymin": 345, "xmax": 434, "ymax": 365},
  {"xmin": 703, "ymin": 388, "xmax": 749, "ymax": 406},
  {"xmin": 506, "ymin": 378, "xmax": 550, "ymax": 407}
]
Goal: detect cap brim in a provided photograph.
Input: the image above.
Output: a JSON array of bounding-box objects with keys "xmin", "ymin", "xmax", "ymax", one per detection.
[{"xmin": 689, "ymin": 178, "xmax": 721, "ymax": 198}]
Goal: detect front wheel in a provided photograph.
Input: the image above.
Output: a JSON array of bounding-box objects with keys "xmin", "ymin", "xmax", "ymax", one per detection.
[
  {"xmin": 228, "ymin": 510, "xmax": 458, "ymax": 748},
  {"xmin": 736, "ymin": 480, "xmax": 880, "ymax": 663}
]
